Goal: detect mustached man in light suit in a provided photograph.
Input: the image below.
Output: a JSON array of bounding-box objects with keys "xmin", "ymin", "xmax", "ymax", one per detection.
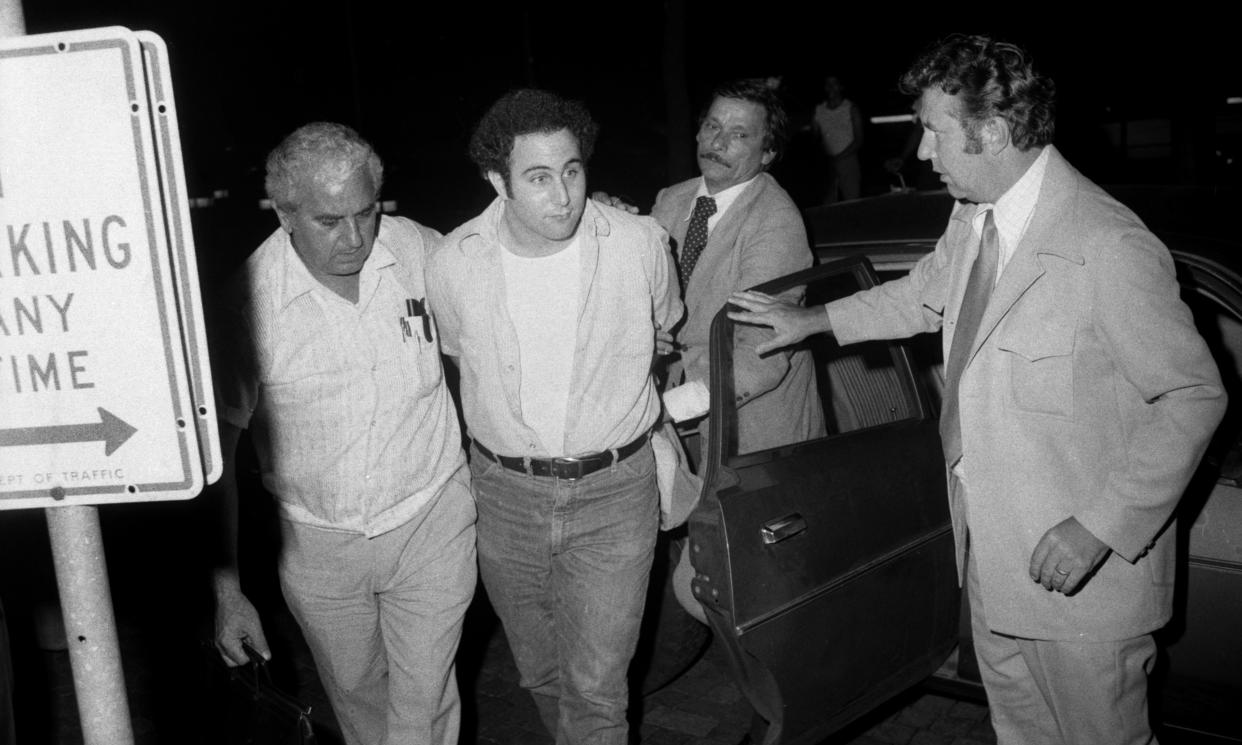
[
  {"xmin": 654, "ymin": 78, "xmax": 825, "ymax": 455},
  {"xmin": 728, "ymin": 35, "xmax": 1226, "ymax": 745}
]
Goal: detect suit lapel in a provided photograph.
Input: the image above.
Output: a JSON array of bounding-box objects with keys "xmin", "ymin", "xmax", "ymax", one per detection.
[
  {"xmin": 964, "ymin": 148, "xmax": 1084, "ymax": 365},
  {"xmin": 686, "ymin": 176, "xmax": 765, "ymax": 303},
  {"xmin": 666, "ymin": 181, "xmax": 697, "ymax": 251}
]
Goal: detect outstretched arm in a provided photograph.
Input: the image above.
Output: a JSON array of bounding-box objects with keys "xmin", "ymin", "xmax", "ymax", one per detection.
[{"xmin": 728, "ymin": 290, "xmax": 832, "ymax": 355}]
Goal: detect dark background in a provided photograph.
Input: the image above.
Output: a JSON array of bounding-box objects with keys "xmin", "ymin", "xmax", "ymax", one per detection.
[{"xmin": 20, "ymin": 2, "xmax": 1242, "ymax": 245}]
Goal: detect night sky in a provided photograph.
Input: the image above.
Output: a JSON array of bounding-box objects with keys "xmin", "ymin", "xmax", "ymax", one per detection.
[{"xmin": 17, "ymin": 2, "xmax": 1242, "ymax": 235}]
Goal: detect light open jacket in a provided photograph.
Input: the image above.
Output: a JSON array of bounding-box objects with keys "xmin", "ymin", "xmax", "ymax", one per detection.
[
  {"xmin": 653, "ymin": 172, "xmax": 825, "ymax": 454},
  {"xmin": 827, "ymin": 147, "xmax": 1226, "ymax": 640}
]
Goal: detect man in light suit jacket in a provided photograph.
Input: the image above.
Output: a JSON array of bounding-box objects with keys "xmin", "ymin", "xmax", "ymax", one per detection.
[
  {"xmin": 653, "ymin": 78, "xmax": 824, "ymax": 455},
  {"xmin": 728, "ymin": 36, "xmax": 1226, "ymax": 745}
]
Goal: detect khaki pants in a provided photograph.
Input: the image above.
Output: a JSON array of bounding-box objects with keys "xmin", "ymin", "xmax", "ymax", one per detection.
[
  {"xmin": 279, "ymin": 471, "xmax": 477, "ymax": 745},
  {"xmin": 967, "ymin": 553, "xmax": 1159, "ymax": 745}
]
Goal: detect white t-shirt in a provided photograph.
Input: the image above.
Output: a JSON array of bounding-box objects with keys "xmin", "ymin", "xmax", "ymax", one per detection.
[
  {"xmin": 501, "ymin": 236, "xmax": 582, "ymax": 455},
  {"xmin": 813, "ymin": 99, "xmax": 856, "ymax": 156}
]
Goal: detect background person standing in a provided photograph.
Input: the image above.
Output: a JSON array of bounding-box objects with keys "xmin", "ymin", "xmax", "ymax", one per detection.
[{"xmin": 812, "ymin": 74, "xmax": 864, "ymax": 203}]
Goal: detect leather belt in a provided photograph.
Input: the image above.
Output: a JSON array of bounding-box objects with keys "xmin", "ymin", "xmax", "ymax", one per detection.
[{"xmin": 472, "ymin": 435, "xmax": 648, "ymax": 480}]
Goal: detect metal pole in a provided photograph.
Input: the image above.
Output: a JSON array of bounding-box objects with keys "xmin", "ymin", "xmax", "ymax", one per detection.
[
  {"xmin": 46, "ymin": 506, "xmax": 135, "ymax": 745},
  {"xmin": 0, "ymin": 0, "xmax": 24, "ymax": 38},
  {"xmin": 2, "ymin": 12, "xmax": 137, "ymax": 745}
]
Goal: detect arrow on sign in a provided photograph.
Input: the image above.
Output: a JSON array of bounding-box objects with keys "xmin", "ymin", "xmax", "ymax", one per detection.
[{"xmin": 0, "ymin": 408, "xmax": 138, "ymax": 456}]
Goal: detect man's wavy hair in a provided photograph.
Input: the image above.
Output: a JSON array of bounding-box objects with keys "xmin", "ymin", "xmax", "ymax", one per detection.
[
  {"xmin": 468, "ymin": 88, "xmax": 598, "ymax": 189},
  {"xmin": 705, "ymin": 78, "xmax": 789, "ymax": 162},
  {"xmin": 900, "ymin": 34, "xmax": 1055, "ymax": 152},
  {"xmin": 265, "ymin": 122, "xmax": 383, "ymax": 213}
]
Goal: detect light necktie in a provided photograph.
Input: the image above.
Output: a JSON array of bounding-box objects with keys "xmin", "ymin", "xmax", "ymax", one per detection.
[
  {"xmin": 940, "ymin": 209, "xmax": 999, "ymax": 468},
  {"xmin": 678, "ymin": 196, "xmax": 717, "ymax": 287}
]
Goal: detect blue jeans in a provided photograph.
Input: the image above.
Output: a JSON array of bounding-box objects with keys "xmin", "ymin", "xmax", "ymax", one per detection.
[{"xmin": 470, "ymin": 442, "xmax": 658, "ymax": 745}]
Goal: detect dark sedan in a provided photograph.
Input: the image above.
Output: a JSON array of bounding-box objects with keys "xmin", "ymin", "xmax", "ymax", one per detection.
[{"xmin": 682, "ymin": 187, "xmax": 1242, "ymax": 744}]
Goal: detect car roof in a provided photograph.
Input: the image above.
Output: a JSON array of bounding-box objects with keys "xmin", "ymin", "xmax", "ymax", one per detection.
[
  {"xmin": 805, "ymin": 186, "xmax": 1242, "ymax": 270},
  {"xmin": 806, "ymin": 191, "xmax": 951, "ymax": 249}
]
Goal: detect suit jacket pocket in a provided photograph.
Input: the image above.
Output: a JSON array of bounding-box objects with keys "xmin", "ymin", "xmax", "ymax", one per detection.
[{"xmin": 996, "ymin": 317, "xmax": 1076, "ymax": 418}]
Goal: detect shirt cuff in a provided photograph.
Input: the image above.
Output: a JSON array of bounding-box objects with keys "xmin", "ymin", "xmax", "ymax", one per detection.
[{"xmin": 663, "ymin": 380, "xmax": 710, "ymax": 422}]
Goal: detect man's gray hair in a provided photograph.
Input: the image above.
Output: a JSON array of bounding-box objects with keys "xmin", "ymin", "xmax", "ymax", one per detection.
[{"xmin": 264, "ymin": 122, "xmax": 384, "ymax": 212}]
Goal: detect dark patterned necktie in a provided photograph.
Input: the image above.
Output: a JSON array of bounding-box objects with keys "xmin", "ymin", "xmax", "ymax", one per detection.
[
  {"xmin": 678, "ymin": 196, "xmax": 717, "ymax": 287},
  {"xmin": 940, "ymin": 209, "xmax": 999, "ymax": 468}
]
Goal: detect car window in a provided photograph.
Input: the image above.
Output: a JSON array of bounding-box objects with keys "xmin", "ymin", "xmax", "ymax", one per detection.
[{"xmin": 734, "ymin": 262, "xmax": 926, "ymax": 458}]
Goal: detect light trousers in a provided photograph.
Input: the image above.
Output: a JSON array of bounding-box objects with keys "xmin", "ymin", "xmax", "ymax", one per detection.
[
  {"xmin": 967, "ymin": 552, "xmax": 1159, "ymax": 745},
  {"xmin": 278, "ymin": 470, "xmax": 477, "ymax": 745}
]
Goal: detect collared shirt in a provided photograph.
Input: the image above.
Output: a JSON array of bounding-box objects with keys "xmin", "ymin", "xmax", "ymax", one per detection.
[
  {"xmin": 428, "ymin": 197, "xmax": 683, "ymax": 458},
  {"xmin": 952, "ymin": 147, "xmax": 1048, "ymax": 481},
  {"xmin": 973, "ymin": 146, "xmax": 1050, "ymax": 283},
  {"xmin": 216, "ymin": 216, "xmax": 465, "ymax": 537},
  {"xmin": 693, "ymin": 175, "xmax": 758, "ymax": 234}
]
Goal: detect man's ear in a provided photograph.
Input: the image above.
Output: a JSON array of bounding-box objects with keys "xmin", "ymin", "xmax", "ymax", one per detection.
[
  {"xmin": 274, "ymin": 207, "xmax": 295, "ymax": 234},
  {"xmin": 982, "ymin": 116, "xmax": 1011, "ymax": 155},
  {"xmin": 761, "ymin": 148, "xmax": 776, "ymax": 169},
  {"xmin": 486, "ymin": 171, "xmax": 509, "ymax": 200}
]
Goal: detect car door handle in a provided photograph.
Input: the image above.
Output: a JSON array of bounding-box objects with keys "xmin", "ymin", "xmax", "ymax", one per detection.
[{"xmin": 761, "ymin": 513, "xmax": 807, "ymax": 544}]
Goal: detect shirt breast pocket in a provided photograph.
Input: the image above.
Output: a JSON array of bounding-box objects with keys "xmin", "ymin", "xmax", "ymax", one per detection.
[
  {"xmin": 996, "ymin": 317, "xmax": 1076, "ymax": 418},
  {"xmin": 387, "ymin": 327, "xmax": 444, "ymax": 398}
]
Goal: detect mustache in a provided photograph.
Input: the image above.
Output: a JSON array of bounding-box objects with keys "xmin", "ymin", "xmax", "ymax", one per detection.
[{"xmin": 699, "ymin": 152, "xmax": 730, "ymax": 167}]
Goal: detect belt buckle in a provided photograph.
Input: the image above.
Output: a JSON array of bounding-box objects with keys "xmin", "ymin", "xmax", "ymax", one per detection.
[{"xmin": 551, "ymin": 456, "xmax": 587, "ymax": 481}]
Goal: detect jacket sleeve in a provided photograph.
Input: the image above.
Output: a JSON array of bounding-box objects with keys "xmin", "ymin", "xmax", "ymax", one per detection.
[
  {"xmin": 646, "ymin": 220, "xmax": 684, "ymax": 336},
  {"xmin": 826, "ymin": 231, "xmax": 954, "ymax": 345},
  {"xmin": 1077, "ymin": 226, "xmax": 1226, "ymax": 561}
]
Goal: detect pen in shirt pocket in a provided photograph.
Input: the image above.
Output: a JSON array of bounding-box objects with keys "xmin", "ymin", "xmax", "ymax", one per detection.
[
  {"xmin": 401, "ymin": 299, "xmax": 416, "ymax": 342},
  {"xmin": 407, "ymin": 298, "xmax": 434, "ymax": 343}
]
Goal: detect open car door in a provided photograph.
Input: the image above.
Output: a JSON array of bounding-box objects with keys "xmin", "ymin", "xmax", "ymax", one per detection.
[{"xmin": 686, "ymin": 256, "xmax": 959, "ymax": 745}]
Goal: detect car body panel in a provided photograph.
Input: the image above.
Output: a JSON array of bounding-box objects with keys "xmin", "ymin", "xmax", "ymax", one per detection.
[{"xmin": 687, "ymin": 257, "xmax": 960, "ymax": 745}]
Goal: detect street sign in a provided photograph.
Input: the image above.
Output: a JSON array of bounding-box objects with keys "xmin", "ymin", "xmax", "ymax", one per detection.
[
  {"xmin": 137, "ymin": 30, "xmax": 222, "ymax": 486},
  {"xmin": 0, "ymin": 26, "xmax": 216, "ymax": 507}
]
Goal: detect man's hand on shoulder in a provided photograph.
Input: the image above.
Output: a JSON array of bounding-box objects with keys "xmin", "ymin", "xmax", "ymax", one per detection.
[
  {"xmin": 1028, "ymin": 516, "xmax": 1111, "ymax": 596},
  {"xmin": 728, "ymin": 290, "xmax": 831, "ymax": 355},
  {"xmin": 591, "ymin": 191, "xmax": 640, "ymax": 214}
]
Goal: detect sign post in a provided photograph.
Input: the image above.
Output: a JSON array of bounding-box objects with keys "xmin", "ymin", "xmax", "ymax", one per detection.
[
  {"xmin": 46, "ymin": 506, "xmax": 134, "ymax": 745},
  {"xmin": 2, "ymin": 16, "xmax": 217, "ymax": 744},
  {"xmin": 0, "ymin": 0, "xmax": 21, "ymax": 39}
]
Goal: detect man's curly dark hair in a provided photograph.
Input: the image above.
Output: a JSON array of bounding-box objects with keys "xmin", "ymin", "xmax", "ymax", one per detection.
[
  {"xmin": 704, "ymin": 78, "xmax": 789, "ymax": 162},
  {"xmin": 900, "ymin": 34, "xmax": 1055, "ymax": 152},
  {"xmin": 468, "ymin": 89, "xmax": 599, "ymax": 190}
]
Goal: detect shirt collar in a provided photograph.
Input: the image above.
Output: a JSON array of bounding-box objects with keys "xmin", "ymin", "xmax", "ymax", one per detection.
[
  {"xmin": 973, "ymin": 146, "xmax": 1049, "ymax": 251},
  {"xmin": 463, "ymin": 196, "xmax": 611, "ymax": 257},
  {"xmin": 278, "ymin": 221, "xmax": 397, "ymax": 309},
  {"xmin": 690, "ymin": 174, "xmax": 758, "ymax": 222}
]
